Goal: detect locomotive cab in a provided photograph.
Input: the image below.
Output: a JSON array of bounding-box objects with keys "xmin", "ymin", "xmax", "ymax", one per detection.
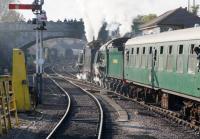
[{"xmin": 93, "ymin": 50, "xmax": 106, "ymax": 85}]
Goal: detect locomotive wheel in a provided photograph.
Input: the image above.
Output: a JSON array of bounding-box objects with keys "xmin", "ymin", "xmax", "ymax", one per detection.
[
  {"xmin": 110, "ymin": 80, "xmax": 115, "ymax": 91},
  {"xmin": 121, "ymin": 83, "xmax": 129, "ymax": 96},
  {"xmin": 116, "ymin": 82, "xmax": 122, "ymax": 93},
  {"xmin": 113, "ymin": 81, "xmax": 118, "ymax": 91},
  {"xmin": 128, "ymin": 87, "xmax": 134, "ymax": 98}
]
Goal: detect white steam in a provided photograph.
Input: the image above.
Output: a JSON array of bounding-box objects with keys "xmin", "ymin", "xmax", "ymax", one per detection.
[
  {"xmin": 75, "ymin": 0, "xmax": 186, "ymax": 42},
  {"xmin": 76, "ymin": 0, "xmax": 137, "ymax": 41}
]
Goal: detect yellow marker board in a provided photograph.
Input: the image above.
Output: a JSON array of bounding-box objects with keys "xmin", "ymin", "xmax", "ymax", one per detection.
[{"xmin": 12, "ymin": 49, "xmax": 31, "ymax": 111}]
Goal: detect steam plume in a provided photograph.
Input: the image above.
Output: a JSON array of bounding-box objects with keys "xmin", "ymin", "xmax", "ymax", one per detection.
[{"xmin": 76, "ymin": 0, "xmax": 186, "ymax": 42}]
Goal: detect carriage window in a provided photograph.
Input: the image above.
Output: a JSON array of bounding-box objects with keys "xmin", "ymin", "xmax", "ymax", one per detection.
[
  {"xmin": 159, "ymin": 46, "xmax": 164, "ymax": 71},
  {"xmin": 160, "ymin": 46, "xmax": 164, "ymax": 54},
  {"xmin": 149, "ymin": 47, "xmax": 152, "ymax": 54},
  {"xmin": 148, "ymin": 47, "xmax": 153, "ymax": 68},
  {"xmin": 126, "ymin": 50, "xmax": 130, "ymax": 62},
  {"xmin": 179, "ymin": 45, "xmax": 183, "ymax": 54},
  {"xmin": 167, "ymin": 46, "xmax": 173, "ymax": 72},
  {"xmin": 136, "ymin": 47, "xmax": 141, "ymax": 68},
  {"xmin": 153, "ymin": 49, "xmax": 157, "ymax": 67},
  {"xmin": 143, "ymin": 47, "xmax": 146, "ymax": 54},
  {"xmin": 137, "ymin": 47, "xmax": 139, "ymax": 54},
  {"xmin": 131, "ymin": 48, "xmax": 134, "ymax": 54},
  {"xmin": 177, "ymin": 45, "xmax": 184, "ymax": 73},
  {"xmin": 141, "ymin": 47, "xmax": 146, "ymax": 68},
  {"xmin": 188, "ymin": 44, "xmax": 197, "ymax": 74},
  {"xmin": 169, "ymin": 45, "xmax": 172, "ymax": 54},
  {"xmin": 190, "ymin": 44, "xmax": 195, "ymax": 54}
]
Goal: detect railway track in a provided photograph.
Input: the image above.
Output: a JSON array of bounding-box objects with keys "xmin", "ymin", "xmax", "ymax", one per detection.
[
  {"xmin": 105, "ymin": 91, "xmax": 200, "ymax": 133},
  {"xmin": 52, "ymin": 65, "xmax": 200, "ymax": 134},
  {"xmin": 45, "ymin": 76, "xmax": 71, "ymax": 139},
  {"xmin": 1, "ymin": 77, "xmax": 69, "ymax": 139},
  {"xmin": 45, "ymin": 70, "xmax": 103, "ymax": 139},
  {"xmin": 51, "ymin": 66, "xmax": 134, "ymax": 139},
  {"xmin": 51, "ymin": 66, "xmax": 102, "ymax": 91}
]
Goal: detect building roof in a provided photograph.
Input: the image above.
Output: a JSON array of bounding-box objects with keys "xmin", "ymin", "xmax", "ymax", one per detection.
[
  {"xmin": 139, "ymin": 7, "xmax": 200, "ymax": 30},
  {"xmin": 126, "ymin": 27, "xmax": 200, "ymax": 46}
]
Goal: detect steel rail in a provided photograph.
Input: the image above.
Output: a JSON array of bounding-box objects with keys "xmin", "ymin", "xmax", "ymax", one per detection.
[
  {"xmin": 68, "ymin": 79, "xmax": 103, "ymax": 139},
  {"xmin": 55, "ymin": 68, "xmax": 200, "ymax": 132},
  {"xmin": 45, "ymin": 73, "xmax": 71, "ymax": 139},
  {"xmin": 53, "ymin": 71, "xmax": 104, "ymax": 139}
]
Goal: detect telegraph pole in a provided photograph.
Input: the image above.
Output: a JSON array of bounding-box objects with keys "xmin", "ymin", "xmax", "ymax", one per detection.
[{"xmin": 9, "ymin": 0, "xmax": 47, "ymax": 104}]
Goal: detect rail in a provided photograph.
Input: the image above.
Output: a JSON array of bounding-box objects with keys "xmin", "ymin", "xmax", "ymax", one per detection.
[
  {"xmin": 45, "ymin": 74, "xmax": 71, "ymax": 139},
  {"xmin": 51, "ymin": 70, "xmax": 104, "ymax": 139}
]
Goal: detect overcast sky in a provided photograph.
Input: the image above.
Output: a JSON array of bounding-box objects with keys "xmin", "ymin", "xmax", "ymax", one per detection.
[{"xmin": 18, "ymin": 0, "xmax": 200, "ymax": 21}]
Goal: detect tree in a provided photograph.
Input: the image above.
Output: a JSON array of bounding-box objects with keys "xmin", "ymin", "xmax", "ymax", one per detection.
[
  {"xmin": 133, "ymin": 14, "xmax": 157, "ymax": 24},
  {"xmin": 132, "ymin": 14, "xmax": 157, "ymax": 36},
  {"xmin": 97, "ymin": 22, "xmax": 109, "ymax": 43},
  {"xmin": 0, "ymin": 0, "xmax": 24, "ymax": 22},
  {"xmin": 1, "ymin": 11, "xmax": 25, "ymax": 22},
  {"xmin": 191, "ymin": 5, "xmax": 200, "ymax": 15}
]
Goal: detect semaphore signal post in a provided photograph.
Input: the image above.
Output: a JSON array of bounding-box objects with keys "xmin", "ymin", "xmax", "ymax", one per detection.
[{"xmin": 9, "ymin": 0, "xmax": 47, "ymax": 104}]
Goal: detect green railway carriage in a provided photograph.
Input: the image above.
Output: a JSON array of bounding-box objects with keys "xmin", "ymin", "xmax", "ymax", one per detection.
[
  {"xmin": 123, "ymin": 27, "xmax": 200, "ymax": 123},
  {"xmin": 124, "ymin": 27, "xmax": 200, "ymax": 101}
]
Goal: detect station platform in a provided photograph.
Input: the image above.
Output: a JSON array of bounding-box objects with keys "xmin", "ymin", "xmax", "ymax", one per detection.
[{"xmin": 100, "ymin": 90, "xmax": 129, "ymax": 122}]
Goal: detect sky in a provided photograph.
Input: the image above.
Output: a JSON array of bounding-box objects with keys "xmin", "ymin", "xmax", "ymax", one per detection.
[
  {"xmin": 17, "ymin": 0, "xmax": 200, "ymax": 41},
  {"xmin": 18, "ymin": 0, "xmax": 199, "ymax": 21}
]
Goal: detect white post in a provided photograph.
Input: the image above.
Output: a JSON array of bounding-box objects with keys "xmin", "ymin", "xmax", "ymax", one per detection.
[
  {"xmin": 36, "ymin": 29, "xmax": 39, "ymax": 73},
  {"xmin": 39, "ymin": 30, "xmax": 43, "ymax": 74}
]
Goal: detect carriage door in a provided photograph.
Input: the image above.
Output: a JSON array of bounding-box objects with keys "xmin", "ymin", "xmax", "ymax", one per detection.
[
  {"xmin": 150, "ymin": 47, "xmax": 158, "ymax": 87},
  {"xmin": 192, "ymin": 44, "xmax": 200, "ymax": 97}
]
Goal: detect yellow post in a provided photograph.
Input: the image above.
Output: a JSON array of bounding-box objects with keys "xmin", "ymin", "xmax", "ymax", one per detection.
[{"xmin": 12, "ymin": 49, "xmax": 31, "ymax": 111}]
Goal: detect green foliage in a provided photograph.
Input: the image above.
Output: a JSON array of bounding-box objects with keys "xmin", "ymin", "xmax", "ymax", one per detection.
[
  {"xmin": 191, "ymin": 5, "xmax": 200, "ymax": 15},
  {"xmin": 132, "ymin": 14, "xmax": 157, "ymax": 35},
  {"xmin": 133, "ymin": 14, "xmax": 157, "ymax": 24}
]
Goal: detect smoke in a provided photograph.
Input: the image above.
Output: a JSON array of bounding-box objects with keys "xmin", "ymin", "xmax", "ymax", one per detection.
[
  {"xmin": 75, "ymin": 0, "xmax": 147, "ymax": 41},
  {"xmin": 75, "ymin": 0, "xmax": 186, "ymax": 42},
  {"xmin": 76, "ymin": 0, "xmax": 137, "ymax": 41}
]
